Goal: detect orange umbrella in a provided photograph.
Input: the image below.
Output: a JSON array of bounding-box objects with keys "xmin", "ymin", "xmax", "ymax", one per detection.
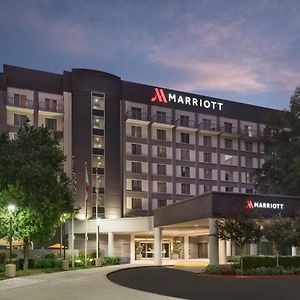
[{"xmin": 48, "ymin": 243, "xmax": 68, "ymax": 249}]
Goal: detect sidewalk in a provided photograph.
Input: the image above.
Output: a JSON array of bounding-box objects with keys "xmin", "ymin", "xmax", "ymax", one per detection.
[{"xmin": 0, "ymin": 264, "xmax": 177, "ymax": 300}]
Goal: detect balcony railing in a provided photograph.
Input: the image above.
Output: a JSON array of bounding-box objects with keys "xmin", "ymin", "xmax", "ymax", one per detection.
[
  {"xmin": 151, "ymin": 115, "xmax": 174, "ymax": 125},
  {"xmin": 220, "ymin": 126, "xmax": 241, "ymax": 135},
  {"xmin": 199, "ymin": 122, "xmax": 220, "ymax": 132},
  {"xmin": 126, "ymin": 110, "xmax": 149, "ymax": 122},
  {"xmin": 176, "ymin": 118, "xmax": 197, "ymax": 128},
  {"xmin": 39, "ymin": 101, "xmax": 64, "ymax": 113},
  {"xmin": 7, "ymin": 97, "xmax": 33, "ymax": 109}
]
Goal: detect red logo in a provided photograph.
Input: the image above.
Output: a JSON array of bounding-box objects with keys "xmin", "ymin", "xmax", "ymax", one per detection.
[
  {"xmin": 246, "ymin": 199, "xmax": 254, "ymax": 209},
  {"xmin": 151, "ymin": 88, "xmax": 168, "ymax": 103}
]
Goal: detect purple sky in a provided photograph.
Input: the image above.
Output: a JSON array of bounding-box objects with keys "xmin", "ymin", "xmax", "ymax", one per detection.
[{"xmin": 1, "ymin": 0, "xmax": 300, "ymax": 109}]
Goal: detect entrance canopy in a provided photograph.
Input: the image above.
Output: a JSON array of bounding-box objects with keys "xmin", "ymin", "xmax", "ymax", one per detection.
[{"xmin": 154, "ymin": 192, "xmax": 300, "ymax": 227}]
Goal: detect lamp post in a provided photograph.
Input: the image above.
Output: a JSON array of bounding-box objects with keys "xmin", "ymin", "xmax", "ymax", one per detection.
[{"xmin": 7, "ymin": 204, "xmax": 16, "ymax": 264}]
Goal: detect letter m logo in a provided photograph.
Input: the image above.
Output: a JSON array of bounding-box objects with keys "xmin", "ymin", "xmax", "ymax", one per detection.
[
  {"xmin": 246, "ymin": 199, "xmax": 254, "ymax": 209},
  {"xmin": 151, "ymin": 88, "xmax": 168, "ymax": 103}
]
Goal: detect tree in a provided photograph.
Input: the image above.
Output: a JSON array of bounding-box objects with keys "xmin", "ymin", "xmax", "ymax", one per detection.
[
  {"xmin": 215, "ymin": 208, "xmax": 262, "ymax": 270},
  {"xmin": 263, "ymin": 215, "xmax": 294, "ymax": 267},
  {"xmin": 0, "ymin": 123, "xmax": 74, "ymax": 269},
  {"xmin": 254, "ymin": 86, "xmax": 300, "ymax": 195}
]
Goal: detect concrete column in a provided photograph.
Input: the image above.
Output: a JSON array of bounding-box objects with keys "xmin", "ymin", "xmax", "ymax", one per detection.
[
  {"xmin": 292, "ymin": 247, "xmax": 297, "ymax": 256},
  {"xmin": 184, "ymin": 235, "xmax": 189, "ymax": 260},
  {"xmin": 250, "ymin": 244, "xmax": 257, "ymax": 256},
  {"xmin": 108, "ymin": 232, "xmax": 114, "ymax": 257},
  {"xmin": 130, "ymin": 234, "xmax": 135, "ymax": 262},
  {"xmin": 219, "ymin": 239, "xmax": 227, "ymax": 264},
  {"xmin": 154, "ymin": 227, "xmax": 162, "ymax": 265},
  {"xmin": 208, "ymin": 218, "xmax": 219, "ymax": 265},
  {"xmin": 226, "ymin": 240, "xmax": 231, "ymax": 257}
]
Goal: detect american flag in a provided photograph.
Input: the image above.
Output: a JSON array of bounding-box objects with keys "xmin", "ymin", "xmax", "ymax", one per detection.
[{"xmin": 72, "ymin": 156, "xmax": 77, "ymax": 195}]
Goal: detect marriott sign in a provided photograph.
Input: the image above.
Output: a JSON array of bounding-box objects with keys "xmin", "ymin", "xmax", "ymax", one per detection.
[{"xmin": 150, "ymin": 88, "xmax": 224, "ymax": 111}]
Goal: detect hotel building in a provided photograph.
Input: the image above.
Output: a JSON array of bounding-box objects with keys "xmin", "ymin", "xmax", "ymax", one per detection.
[{"xmin": 1, "ymin": 64, "xmax": 299, "ymax": 264}]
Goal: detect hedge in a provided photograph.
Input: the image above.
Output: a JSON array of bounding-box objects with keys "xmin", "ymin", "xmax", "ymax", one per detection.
[{"xmin": 242, "ymin": 256, "xmax": 300, "ymax": 269}]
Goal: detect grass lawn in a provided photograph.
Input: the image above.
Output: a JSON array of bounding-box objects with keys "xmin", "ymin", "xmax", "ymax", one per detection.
[{"xmin": 0, "ymin": 265, "xmax": 97, "ymax": 281}]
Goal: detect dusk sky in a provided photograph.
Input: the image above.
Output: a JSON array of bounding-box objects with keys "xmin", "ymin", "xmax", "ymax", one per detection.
[{"xmin": 1, "ymin": 0, "xmax": 300, "ymax": 110}]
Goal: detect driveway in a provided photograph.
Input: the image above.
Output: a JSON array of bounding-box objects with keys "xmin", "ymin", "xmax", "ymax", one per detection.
[
  {"xmin": 108, "ymin": 266, "xmax": 300, "ymax": 300},
  {"xmin": 0, "ymin": 265, "xmax": 176, "ymax": 300}
]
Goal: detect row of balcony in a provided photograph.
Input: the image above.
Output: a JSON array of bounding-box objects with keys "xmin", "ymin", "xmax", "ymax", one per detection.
[
  {"xmin": 125, "ymin": 110, "xmax": 261, "ymax": 138},
  {"xmin": 6, "ymin": 97, "xmax": 64, "ymax": 113}
]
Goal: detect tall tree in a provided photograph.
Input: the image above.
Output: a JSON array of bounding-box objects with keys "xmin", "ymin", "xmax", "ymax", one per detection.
[
  {"xmin": 263, "ymin": 215, "xmax": 294, "ymax": 267},
  {"xmin": 215, "ymin": 208, "xmax": 262, "ymax": 270},
  {"xmin": 254, "ymin": 86, "xmax": 300, "ymax": 195},
  {"xmin": 0, "ymin": 123, "xmax": 74, "ymax": 269}
]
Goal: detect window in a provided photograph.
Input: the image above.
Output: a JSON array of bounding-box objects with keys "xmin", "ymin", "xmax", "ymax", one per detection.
[
  {"xmin": 45, "ymin": 118, "xmax": 57, "ymax": 131},
  {"xmin": 224, "ymin": 154, "xmax": 233, "ymax": 165},
  {"xmin": 225, "ymin": 171, "xmax": 233, "ymax": 181},
  {"xmin": 224, "ymin": 122, "xmax": 233, "ymax": 133},
  {"xmin": 45, "ymin": 98, "xmax": 58, "ymax": 112},
  {"xmin": 93, "ymin": 116, "xmax": 104, "ymax": 129},
  {"xmin": 204, "ymin": 152, "xmax": 212, "ymax": 163},
  {"xmin": 203, "ymin": 119, "xmax": 211, "ymax": 130},
  {"xmin": 157, "ymin": 129, "xmax": 166, "ymax": 141},
  {"xmin": 245, "ymin": 157, "xmax": 253, "ymax": 168},
  {"xmin": 203, "ymin": 136, "xmax": 212, "ymax": 146},
  {"xmin": 157, "ymin": 164, "xmax": 166, "ymax": 176},
  {"xmin": 204, "ymin": 185, "xmax": 212, "ymax": 193},
  {"xmin": 92, "ymin": 93, "xmax": 105, "ymax": 110},
  {"xmin": 244, "ymin": 125, "xmax": 253, "ymax": 137},
  {"xmin": 157, "ymin": 199, "xmax": 167, "ymax": 208},
  {"xmin": 14, "ymin": 114, "xmax": 27, "ymax": 126},
  {"xmin": 157, "ymin": 182, "xmax": 167, "ymax": 193},
  {"xmin": 180, "ymin": 115, "xmax": 189, "ymax": 127},
  {"xmin": 246, "ymin": 188, "xmax": 254, "ymax": 194},
  {"xmin": 132, "ymin": 180, "xmax": 142, "ymax": 191},
  {"xmin": 157, "ymin": 111, "xmax": 167, "ymax": 123},
  {"xmin": 181, "ymin": 132, "xmax": 190, "ymax": 144},
  {"xmin": 131, "ymin": 107, "xmax": 142, "ymax": 120},
  {"xmin": 181, "ymin": 183, "xmax": 190, "ymax": 195},
  {"xmin": 131, "ymin": 144, "xmax": 142, "ymax": 155},
  {"xmin": 131, "ymin": 126, "xmax": 142, "ymax": 138},
  {"xmin": 224, "ymin": 138, "xmax": 233, "ymax": 149},
  {"xmin": 181, "ymin": 166, "xmax": 190, "ymax": 177},
  {"xmin": 204, "ymin": 169, "xmax": 212, "ymax": 179},
  {"xmin": 225, "ymin": 186, "xmax": 233, "ymax": 192},
  {"xmin": 14, "ymin": 94, "xmax": 27, "ymax": 108},
  {"xmin": 157, "ymin": 146, "xmax": 167, "ymax": 158},
  {"xmin": 181, "ymin": 149, "xmax": 190, "ymax": 161},
  {"xmin": 132, "ymin": 162, "xmax": 142, "ymax": 173},
  {"xmin": 245, "ymin": 172, "xmax": 252, "ymax": 183},
  {"xmin": 245, "ymin": 141, "xmax": 253, "ymax": 152},
  {"xmin": 132, "ymin": 198, "xmax": 142, "ymax": 209}
]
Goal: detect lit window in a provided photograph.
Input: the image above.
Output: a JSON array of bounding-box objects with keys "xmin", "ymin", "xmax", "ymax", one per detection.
[{"xmin": 224, "ymin": 155, "xmax": 233, "ymax": 165}]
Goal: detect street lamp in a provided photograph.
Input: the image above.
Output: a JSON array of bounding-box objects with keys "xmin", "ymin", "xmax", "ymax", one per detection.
[{"xmin": 8, "ymin": 204, "xmax": 16, "ymax": 264}]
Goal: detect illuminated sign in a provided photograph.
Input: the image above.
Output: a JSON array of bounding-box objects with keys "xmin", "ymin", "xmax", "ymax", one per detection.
[
  {"xmin": 246, "ymin": 199, "xmax": 284, "ymax": 210},
  {"xmin": 150, "ymin": 88, "xmax": 224, "ymax": 111}
]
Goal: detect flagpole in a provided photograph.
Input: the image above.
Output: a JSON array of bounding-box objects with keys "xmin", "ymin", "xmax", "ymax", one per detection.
[
  {"xmin": 71, "ymin": 155, "xmax": 76, "ymax": 268},
  {"xmin": 84, "ymin": 161, "xmax": 88, "ymax": 266},
  {"xmin": 96, "ymin": 168, "xmax": 99, "ymax": 259},
  {"xmin": 71, "ymin": 215, "xmax": 74, "ymax": 268}
]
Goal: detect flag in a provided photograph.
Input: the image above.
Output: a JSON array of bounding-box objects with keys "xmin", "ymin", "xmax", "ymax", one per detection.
[{"xmin": 72, "ymin": 156, "xmax": 77, "ymax": 195}]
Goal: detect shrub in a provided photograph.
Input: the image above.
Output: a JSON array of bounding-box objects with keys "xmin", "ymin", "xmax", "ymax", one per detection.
[
  {"xmin": 18, "ymin": 258, "xmax": 35, "ymax": 269},
  {"xmin": 0, "ymin": 253, "xmax": 6, "ymax": 264},
  {"xmin": 101, "ymin": 256, "xmax": 121, "ymax": 266},
  {"xmin": 203, "ymin": 264, "xmax": 236, "ymax": 275},
  {"xmin": 243, "ymin": 256, "xmax": 300, "ymax": 269},
  {"xmin": 45, "ymin": 253, "xmax": 57, "ymax": 259}
]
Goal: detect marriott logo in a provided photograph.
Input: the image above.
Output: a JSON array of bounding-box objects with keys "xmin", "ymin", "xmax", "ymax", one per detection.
[
  {"xmin": 246, "ymin": 199, "xmax": 284, "ymax": 210},
  {"xmin": 150, "ymin": 88, "xmax": 223, "ymax": 111}
]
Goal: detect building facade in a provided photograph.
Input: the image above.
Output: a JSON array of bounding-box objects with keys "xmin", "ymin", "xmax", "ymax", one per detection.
[{"xmin": 2, "ymin": 64, "xmax": 295, "ymax": 264}]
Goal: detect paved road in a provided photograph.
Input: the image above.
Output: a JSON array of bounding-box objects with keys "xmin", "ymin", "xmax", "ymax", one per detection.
[
  {"xmin": 0, "ymin": 265, "xmax": 176, "ymax": 300},
  {"xmin": 108, "ymin": 266, "xmax": 300, "ymax": 300}
]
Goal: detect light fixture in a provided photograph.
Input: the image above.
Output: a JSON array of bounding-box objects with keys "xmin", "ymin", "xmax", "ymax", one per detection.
[{"xmin": 8, "ymin": 204, "xmax": 16, "ymax": 214}]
